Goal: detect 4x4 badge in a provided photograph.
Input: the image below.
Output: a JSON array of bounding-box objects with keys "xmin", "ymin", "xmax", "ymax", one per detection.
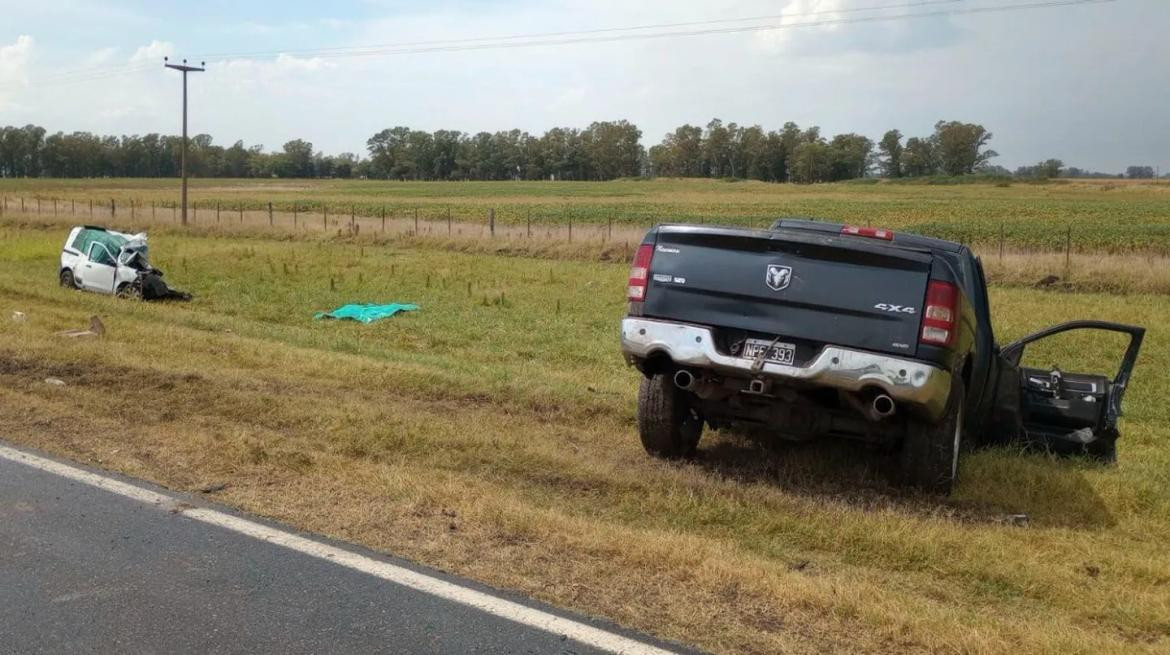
[{"xmin": 765, "ymin": 264, "xmax": 792, "ymax": 291}]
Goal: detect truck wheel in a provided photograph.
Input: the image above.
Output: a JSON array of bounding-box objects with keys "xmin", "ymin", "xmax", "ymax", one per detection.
[
  {"xmin": 900, "ymin": 377, "xmax": 965, "ymax": 494},
  {"xmin": 59, "ymin": 269, "xmax": 77, "ymax": 289},
  {"xmin": 637, "ymin": 373, "xmax": 702, "ymax": 458}
]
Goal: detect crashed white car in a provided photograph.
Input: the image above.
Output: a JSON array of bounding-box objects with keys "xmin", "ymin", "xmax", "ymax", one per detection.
[{"xmin": 59, "ymin": 226, "xmax": 190, "ymax": 301}]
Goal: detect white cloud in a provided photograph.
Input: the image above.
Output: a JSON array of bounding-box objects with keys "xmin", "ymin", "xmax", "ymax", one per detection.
[
  {"xmin": 0, "ymin": 35, "xmax": 35, "ymax": 110},
  {"xmin": 130, "ymin": 40, "xmax": 175, "ymax": 66},
  {"xmin": 0, "ymin": 35, "xmax": 34, "ymax": 84},
  {"xmin": 83, "ymin": 46, "xmax": 119, "ymax": 67}
]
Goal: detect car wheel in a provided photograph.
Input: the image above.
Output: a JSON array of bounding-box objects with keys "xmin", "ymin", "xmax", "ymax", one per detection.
[
  {"xmin": 59, "ymin": 269, "xmax": 77, "ymax": 289},
  {"xmin": 116, "ymin": 283, "xmax": 141, "ymax": 300},
  {"xmin": 900, "ymin": 376, "xmax": 965, "ymax": 494},
  {"xmin": 637, "ymin": 373, "xmax": 703, "ymax": 458}
]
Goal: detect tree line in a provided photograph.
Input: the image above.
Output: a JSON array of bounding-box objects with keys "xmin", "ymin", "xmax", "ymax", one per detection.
[{"xmin": 0, "ymin": 120, "xmax": 1160, "ymax": 182}]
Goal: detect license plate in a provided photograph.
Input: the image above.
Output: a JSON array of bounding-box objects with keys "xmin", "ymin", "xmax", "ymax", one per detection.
[{"xmin": 741, "ymin": 338, "xmax": 796, "ymax": 365}]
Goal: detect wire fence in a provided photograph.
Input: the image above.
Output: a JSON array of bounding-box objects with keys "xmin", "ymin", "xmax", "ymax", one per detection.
[{"xmin": 2, "ymin": 194, "xmax": 1169, "ymax": 258}]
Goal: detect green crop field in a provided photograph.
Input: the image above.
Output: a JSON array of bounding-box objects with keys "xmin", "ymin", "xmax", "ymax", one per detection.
[
  {"xmin": 3, "ymin": 176, "xmax": 1170, "ymax": 252},
  {"xmin": 0, "ymin": 218, "xmax": 1167, "ymax": 654}
]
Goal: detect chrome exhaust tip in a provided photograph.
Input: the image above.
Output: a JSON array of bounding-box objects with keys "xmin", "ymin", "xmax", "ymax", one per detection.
[
  {"xmin": 673, "ymin": 370, "xmax": 695, "ymax": 390},
  {"xmin": 872, "ymin": 394, "xmax": 896, "ymax": 418}
]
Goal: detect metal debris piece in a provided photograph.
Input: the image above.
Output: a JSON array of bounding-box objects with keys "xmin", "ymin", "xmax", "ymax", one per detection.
[{"xmin": 56, "ymin": 316, "xmax": 105, "ymax": 338}]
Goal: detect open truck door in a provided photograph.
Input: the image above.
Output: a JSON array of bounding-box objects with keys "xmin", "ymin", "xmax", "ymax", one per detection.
[{"xmin": 999, "ymin": 320, "xmax": 1145, "ymax": 461}]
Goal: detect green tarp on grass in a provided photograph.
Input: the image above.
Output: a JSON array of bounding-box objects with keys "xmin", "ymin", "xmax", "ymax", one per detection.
[{"xmin": 314, "ymin": 303, "xmax": 419, "ymax": 324}]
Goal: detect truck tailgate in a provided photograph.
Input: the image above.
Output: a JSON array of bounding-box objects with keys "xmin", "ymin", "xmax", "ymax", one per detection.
[{"xmin": 641, "ymin": 226, "xmax": 932, "ymax": 357}]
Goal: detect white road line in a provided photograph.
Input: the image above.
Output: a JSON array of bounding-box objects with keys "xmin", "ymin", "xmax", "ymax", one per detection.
[{"xmin": 0, "ymin": 444, "xmax": 679, "ymax": 655}]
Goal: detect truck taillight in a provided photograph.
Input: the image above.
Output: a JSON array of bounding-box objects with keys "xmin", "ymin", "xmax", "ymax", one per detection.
[
  {"xmin": 920, "ymin": 280, "xmax": 959, "ymax": 346},
  {"xmin": 627, "ymin": 244, "xmax": 655, "ymax": 301},
  {"xmin": 841, "ymin": 225, "xmax": 894, "ymax": 240}
]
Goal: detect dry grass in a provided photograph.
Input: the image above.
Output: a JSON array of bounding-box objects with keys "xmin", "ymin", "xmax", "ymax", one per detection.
[
  {"xmin": 7, "ymin": 206, "xmax": 1170, "ymax": 296},
  {"xmin": 3, "ymin": 176, "xmax": 1170, "ymax": 251},
  {"xmin": 0, "ymin": 223, "xmax": 1167, "ymax": 653}
]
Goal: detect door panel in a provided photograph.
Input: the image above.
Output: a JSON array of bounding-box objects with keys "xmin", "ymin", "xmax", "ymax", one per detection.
[
  {"xmin": 81, "ymin": 243, "xmax": 117, "ymax": 293},
  {"xmin": 1000, "ymin": 321, "xmax": 1144, "ymax": 451}
]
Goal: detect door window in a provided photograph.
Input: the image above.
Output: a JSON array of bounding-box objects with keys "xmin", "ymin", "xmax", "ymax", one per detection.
[{"xmin": 88, "ymin": 242, "xmax": 116, "ymax": 267}]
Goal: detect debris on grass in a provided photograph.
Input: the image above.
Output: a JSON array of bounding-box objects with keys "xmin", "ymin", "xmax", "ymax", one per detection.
[
  {"xmin": 314, "ymin": 303, "xmax": 419, "ymax": 324},
  {"xmin": 11, "ymin": 311, "xmax": 26, "ymax": 322},
  {"xmin": 43, "ymin": 378, "xmax": 66, "ymax": 386},
  {"xmin": 56, "ymin": 316, "xmax": 105, "ymax": 338}
]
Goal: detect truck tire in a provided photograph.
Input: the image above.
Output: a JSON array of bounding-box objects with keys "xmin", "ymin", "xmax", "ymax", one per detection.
[
  {"xmin": 637, "ymin": 373, "xmax": 702, "ymax": 458},
  {"xmin": 59, "ymin": 269, "xmax": 77, "ymax": 289},
  {"xmin": 900, "ymin": 376, "xmax": 965, "ymax": 494}
]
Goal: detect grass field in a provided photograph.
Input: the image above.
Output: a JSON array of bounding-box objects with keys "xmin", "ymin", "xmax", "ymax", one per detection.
[
  {"xmin": 3, "ymin": 176, "xmax": 1170, "ymax": 251},
  {"xmin": 0, "ymin": 220, "xmax": 1167, "ymax": 654}
]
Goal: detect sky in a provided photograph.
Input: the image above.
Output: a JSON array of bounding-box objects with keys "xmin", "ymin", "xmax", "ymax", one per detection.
[{"xmin": 0, "ymin": 0, "xmax": 1167, "ymax": 173}]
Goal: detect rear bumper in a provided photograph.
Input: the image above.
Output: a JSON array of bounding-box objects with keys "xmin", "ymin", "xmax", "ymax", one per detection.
[{"xmin": 621, "ymin": 317, "xmax": 953, "ymax": 421}]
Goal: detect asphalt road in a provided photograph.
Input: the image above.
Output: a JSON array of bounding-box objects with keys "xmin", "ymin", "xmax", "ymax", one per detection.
[{"xmin": 0, "ymin": 443, "xmax": 683, "ymax": 654}]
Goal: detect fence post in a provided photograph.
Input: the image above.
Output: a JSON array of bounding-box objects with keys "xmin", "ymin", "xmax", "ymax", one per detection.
[
  {"xmin": 130, "ymin": 200, "xmax": 134, "ymax": 220},
  {"xmin": 323, "ymin": 206, "xmax": 328, "ymax": 230},
  {"xmin": 607, "ymin": 216, "xmax": 612, "ymax": 241},
  {"xmin": 216, "ymin": 201, "xmax": 221, "ymax": 223},
  {"xmin": 998, "ymin": 222, "xmax": 1004, "ymax": 261},
  {"xmin": 89, "ymin": 199, "xmax": 92, "ymax": 217},
  {"xmin": 414, "ymin": 207, "xmax": 419, "ymax": 234},
  {"xmin": 21, "ymin": 197, "xmax": 26, "ymax": 212},
  {"xmin": 447, "ymin": 207, "xmax": 452, "ymax": 235},
  {"xmin": 351, "ymin": 205, "xmax": 355, "ymax": 231},
  {"xmin": 489, "ymin": 208, "xmax": 495, "ymax": 237},
  {"xmin": 527, "ymin": 208, "xmax": 531, "ymax": 238},
  {"xmin": 53, "ymin": 198, "xmax": 57, "ymax": 216},
  {"xmin": 381, "ymin": 206, "xmax": 386, "ymax": 232},
  {"xmin": 152, "ymin": 201, "xmax": 156, "ymax": 220},
  {"xmin": 1065, "ymin": 226, "xmax": 1071, "ymax": 269},
  {"xmin": 72, "ymin": 198, "xmax": 75, "ymax": 214},
  {"xmin": 269, "ymin": 202, "xmax": 273, "ymax": 226},
  {"xmin": 293, "ymin": 203, "xmax": 298, "ymax": 228},
  {"xmin": 111, "ymin": 198, "xmax": 115, "ymax": 218},
  {"xmin": 193, "ymin": 201, "xmax": 196, "ymax": 222},
  {"xmin": 568, "ymin": 216, "xmax": 573, "ymax": 242},
  {"xmin": 239, "ymin": 204, "xmax": 243, "ymax": 223}
]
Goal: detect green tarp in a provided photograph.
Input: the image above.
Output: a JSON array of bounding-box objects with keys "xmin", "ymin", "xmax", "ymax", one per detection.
[{"xmin": 314, "ymin": 303, "xmax": 419, "ymax": 324}]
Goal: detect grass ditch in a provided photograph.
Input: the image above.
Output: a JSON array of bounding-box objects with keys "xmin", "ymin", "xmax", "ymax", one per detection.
[{"xmin": 0, "ymin": 224, "xmax": 1168, "ymax": 653}]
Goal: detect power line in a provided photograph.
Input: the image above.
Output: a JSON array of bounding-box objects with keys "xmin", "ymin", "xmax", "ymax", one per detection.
[
  {"xmin": 260, "ymin": 0, "xmax": 1117, "ymax": 62},
  {"xmin": 191, "ymin": 0, "xmax": 966, "ymax": 61},
  {"xmin": 16, "ymin": 0, "xmax": 962, "ymax": 88},
  {"xmin": 4, "ymin": 0, "xmax": 1117, "ymax": 91}
]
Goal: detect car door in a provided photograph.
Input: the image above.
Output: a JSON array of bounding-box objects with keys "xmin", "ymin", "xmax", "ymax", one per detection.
[
  {"xmin": 999, "ymin": 320, "xmax": 1144, "ymax": 460},
  {"xmin": 80, "ymin": 242, "xmax": 118, "ymax": 293}
]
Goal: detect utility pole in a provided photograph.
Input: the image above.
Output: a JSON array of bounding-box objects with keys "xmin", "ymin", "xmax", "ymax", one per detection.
[{"xmin": 164, "ymin": 57, "xmax": 205, "ymax": 226}]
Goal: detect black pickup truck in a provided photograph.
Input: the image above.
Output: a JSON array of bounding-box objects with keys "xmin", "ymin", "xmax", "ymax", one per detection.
[{"xmin": 621, "ymin": 219, "xmax": 1144, "ymax": 493}]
